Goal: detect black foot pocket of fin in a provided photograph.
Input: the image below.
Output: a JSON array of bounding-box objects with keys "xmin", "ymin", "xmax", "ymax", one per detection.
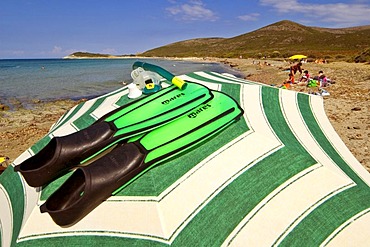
[
  {"xmin": 40, "ymin": 142, "xmax": 147, "ymax": 227},
  {"xmin": 15, "ymin": 121, "xmax": 116, "ymax": 187}
]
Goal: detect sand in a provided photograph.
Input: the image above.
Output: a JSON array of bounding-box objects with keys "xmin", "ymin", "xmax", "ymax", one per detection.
[
  {"xmin": 0, "ymin": 99, "xmax": 79, "ymax": 164},
  {"xmin": 213, "ymin": 58, "xmax": 369, "ymax": 172},
  {"xmin": 0, "ymin": 58, "xmax": 369, "ymax": 172}
]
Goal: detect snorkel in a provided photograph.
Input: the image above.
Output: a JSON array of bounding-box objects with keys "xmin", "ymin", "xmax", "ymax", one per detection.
[{"xmin": 132, "ymin": 61, "xmax": 187, "ymax": 90}]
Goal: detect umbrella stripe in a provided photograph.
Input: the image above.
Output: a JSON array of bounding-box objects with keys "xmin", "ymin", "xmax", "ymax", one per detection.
[
  {"xmin": 0, "ymin": 167, "xmax": 25, "ymax": 246},
  {"xmin": 3, "ymin": 71, "xmax": 370, "ymax": 246}
]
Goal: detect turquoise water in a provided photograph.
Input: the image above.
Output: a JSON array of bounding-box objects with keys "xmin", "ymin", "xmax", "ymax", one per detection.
[{"xmin": 0, "ymin": 58, "xmax": 243, "ymax": 108}]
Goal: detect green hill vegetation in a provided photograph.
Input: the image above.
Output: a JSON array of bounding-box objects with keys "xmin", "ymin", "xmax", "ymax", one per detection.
[
  {"xmin": 140, "ymin": 20, "xmax": 370, "ymax": 61},
  {"xmin": 65, "ymin": 52, "xmax": 137, "ymax": 58},
  {"xmin": 68, "ymin": 52, "xmax": 112, "ymax": 58}
]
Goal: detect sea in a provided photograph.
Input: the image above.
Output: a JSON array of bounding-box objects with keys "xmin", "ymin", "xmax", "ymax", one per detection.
[{"xmin": 0, "ymin": 58, "xmax": 243, "ymax": 109}]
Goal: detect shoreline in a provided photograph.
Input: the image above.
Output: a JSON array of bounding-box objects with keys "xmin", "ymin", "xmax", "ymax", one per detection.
[{"xmin": 1, "ymin": 58, "xmax": 369, "ymax": 172}]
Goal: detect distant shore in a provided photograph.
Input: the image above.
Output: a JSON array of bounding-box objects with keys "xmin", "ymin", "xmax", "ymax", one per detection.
[
  {"xmin": 62, "ymin": 54, "xmax": 209, "ymax": 61},
  {"xmin": 63, "ymin": 55, "xmax": 137, "ymax": 59},
  {"xmin": 1, "ymin": 57, "xmax": 369, "ymax": 172}
]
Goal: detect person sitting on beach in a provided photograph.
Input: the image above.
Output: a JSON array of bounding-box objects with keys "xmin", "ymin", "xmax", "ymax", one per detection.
[
  {"xmin": 297, "ymin": 70, "xmax": 310, "ymax": 86},
  {"xmin": 313, "ymin": 71, "xmax": 328, "ymax": 87},
  {"xmin": 280, "ymin": 73, "xmax": 294, "ymax": 89},
  {"xmin": 319, "ymin": 72, "xmax": 328, "ymax": 87},
  {"xmin": 289, "ymin": 62, "xmax": 303, "ymax": 83}
]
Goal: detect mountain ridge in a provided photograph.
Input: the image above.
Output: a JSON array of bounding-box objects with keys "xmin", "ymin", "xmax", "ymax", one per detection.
[
  {"xmin": 140, "ymin": 20, "xmax": 370, "ymax": 59},
  {"xmin": 66, "ymin": 20, "xmax": 370, "ymax": 61}
]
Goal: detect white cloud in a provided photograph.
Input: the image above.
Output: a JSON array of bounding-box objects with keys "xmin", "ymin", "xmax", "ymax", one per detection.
[
  {"xmin": 260, "ymin": 0, "xmax": 297, "ymax": 13},
  {"xmin": 166, "ymin": 0, "xmax": 218, "ymax": 21},
  {"xmin": 259, "ymin": 0, "xmax": 370, "ymax": 27},
  {"xmin": 238, "ymin": 13, "xmax": 260, "ymax": 21},
  {"xmin": 51, "ymin": 46, "xmax": 62, "ymax": 54}
]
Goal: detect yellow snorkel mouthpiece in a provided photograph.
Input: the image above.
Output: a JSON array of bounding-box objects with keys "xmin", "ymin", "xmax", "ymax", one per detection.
[{"xmin": 171, "ymin": 76, "xmax": 187, "ymax": 90}]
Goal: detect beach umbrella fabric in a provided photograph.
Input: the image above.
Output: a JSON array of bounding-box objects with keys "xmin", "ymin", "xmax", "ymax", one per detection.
[
  {"xmin": 289, "ymin": 54, "xmax": 307, "ymax": 60},
  {"xmin": 1, "ymin": 71, "xmax": 370, "ymax": 246}
]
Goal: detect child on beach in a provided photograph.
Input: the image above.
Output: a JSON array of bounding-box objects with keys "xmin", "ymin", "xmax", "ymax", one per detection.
[
  {"xmin": 318, "ymin": 71, "xmax": 328, "ymax": 87},
  {"xmin": 280, "ymin": 73, "xmax": 294, "ymax": 89},
  {"xmin": 297, "ymin": 70, "xmax": 310, "ymax": 86},
  {"xmin": 313, "ymin": 71, "xmax": 328, "ymax": 87}
]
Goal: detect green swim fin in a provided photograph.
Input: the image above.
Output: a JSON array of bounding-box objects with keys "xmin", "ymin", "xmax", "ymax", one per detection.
[
  {"xmin": 15, "ymin": 82, "xmax": 213, "ymax": 187},
  {"xmin": 40, "ymin": 91, "xmax": 244, "ymax": 227}
]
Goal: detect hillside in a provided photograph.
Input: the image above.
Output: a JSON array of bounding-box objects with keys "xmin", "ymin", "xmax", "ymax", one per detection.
[{"xmin": 140, "ymin": 20, "xmax": 370, "ymax": 60}]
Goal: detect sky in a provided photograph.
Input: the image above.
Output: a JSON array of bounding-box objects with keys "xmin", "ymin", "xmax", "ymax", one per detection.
[{"xmin": 1, "ymin": 0, "xmax": 369, "ymax": 59}]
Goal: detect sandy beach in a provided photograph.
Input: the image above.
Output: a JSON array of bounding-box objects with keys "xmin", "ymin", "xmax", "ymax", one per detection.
[
  {"xmin": 217, "ymin": 58, "xmax": 369, "ymax": 172},
  {"xmin": 0, "ymin": 58, "xmax": 369, "ymax": 172}
]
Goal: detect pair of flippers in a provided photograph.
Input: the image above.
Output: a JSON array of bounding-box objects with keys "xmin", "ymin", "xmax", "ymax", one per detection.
[
  {"xmin": 15, "ymin": 82, "xmax": 211, "ymax": 187},
  {"xmin": 15, "ymin": 70, "xmax": 244, "ymax": 227}
]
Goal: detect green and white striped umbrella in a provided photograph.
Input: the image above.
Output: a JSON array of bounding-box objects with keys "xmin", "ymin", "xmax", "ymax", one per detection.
[{"xmin": 1, "ymin": 71, "xmax": 369, "ymax": 246}]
